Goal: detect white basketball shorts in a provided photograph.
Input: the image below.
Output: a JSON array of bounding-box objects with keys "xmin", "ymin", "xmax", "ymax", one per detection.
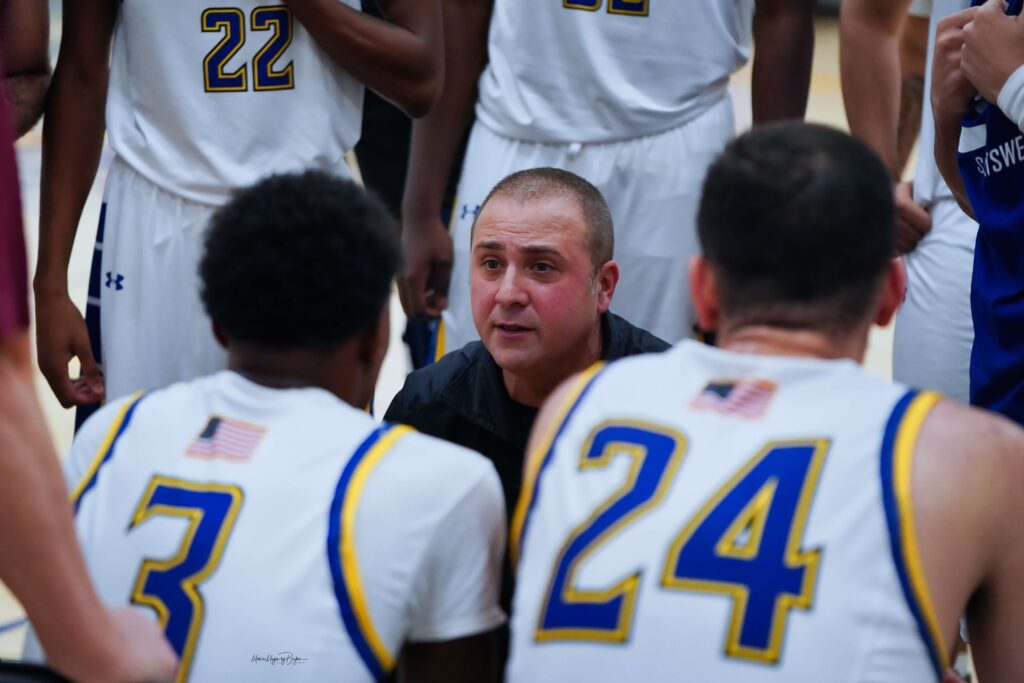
[
  {"xmin": 892, "ymin": 196, "xmax": 977, "ymax": 403},
  {"xmin": 84, "ymin": 156, "xmax": 226, "ymax": 403}
]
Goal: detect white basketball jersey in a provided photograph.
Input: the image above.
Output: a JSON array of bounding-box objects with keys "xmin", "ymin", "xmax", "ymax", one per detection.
[
  {"xmin": 31, "ymin": 372, "xmax": 505, "ymax": 682},
  {"xmin": 476, "ymin": 0, "xmax": 754, "ymax": 143},
  {"xmin": 107, "ymin": 1, "xmax": 363, "ymax": 205},
  {"xmin": 507, "ymin": 341, "xmax": 948, "ymax": 682}
]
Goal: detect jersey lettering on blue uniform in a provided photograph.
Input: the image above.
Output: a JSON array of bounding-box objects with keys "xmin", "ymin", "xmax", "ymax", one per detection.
[{"xmin": 958, "ymin": 0, "xmax": 1024, "ymax": 422}]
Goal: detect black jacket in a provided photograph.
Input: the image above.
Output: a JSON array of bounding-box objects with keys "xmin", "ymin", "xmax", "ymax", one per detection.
[{"xmin": 383, "ymin": 312, "xmax": 669, "ymax": 616}]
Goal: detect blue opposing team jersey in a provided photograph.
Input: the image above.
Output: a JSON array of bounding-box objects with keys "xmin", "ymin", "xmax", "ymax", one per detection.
[{"xmin": 957, "ymin": 0, "xmax": 1024, "ymax": 421}]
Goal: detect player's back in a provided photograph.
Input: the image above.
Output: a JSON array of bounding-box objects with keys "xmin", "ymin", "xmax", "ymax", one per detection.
[
  {"xmin": 477, "ymin": 0, "xmax": 753, "ymax": 143},
  {"xmin": 507, "ymin": 340, "xmax": 944, "ymax": 682},
  {"xmin": 56, "ymin": 371, "xmax": 504, "ymax": 682}
]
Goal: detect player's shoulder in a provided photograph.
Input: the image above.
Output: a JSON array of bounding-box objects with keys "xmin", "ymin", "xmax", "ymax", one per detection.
[
  {"xmin": 592, "ymin": 339, "xmax": 687, "ymax": 387},
  {"xmin": 78, "ymin": 392, "xmax": 143, "ymax": 435},
  {"xmin": 390, "ymin": 423, "xmax": 498, "ymax": 480},
  {"xmin": 75, "ymin": 373, "xmax": 240, "ymax": 442},
  {"xmin": 382, "ymin": 423, "xmax": 503, "ymax": 506},
  {"xmin": 923, "ymin": 397, "xmax": 1024, "ymax": 455},
  {"xmin": 918, "ymin": 397, "xmax": 1024, "ymax": 506}
]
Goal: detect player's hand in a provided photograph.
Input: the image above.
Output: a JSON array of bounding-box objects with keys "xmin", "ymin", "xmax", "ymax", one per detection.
[
  {"xmin": 35, "ymin": 290, "xmax": 104, "ymax": 407},
  {"xmin": 893, "ymin": 181, "xmax": 932, "ymax": 255},
  {"xmin": 398, "ymin": 214, "xmax": 453, "ymax": 318},
  {"xmin": 106, "ymin": 607, "xmax": 178, "ymax": 683},
  {"xmin": 962, "ymin": 0, "xmax": 1024, "ymax": 104},
  {"xmin": 931, "ymin": 7, "xmax": 980, "ymax": 122},
  {"xmin": 941, "ymin": 669, "xmax": 968, "ymax": 683}
]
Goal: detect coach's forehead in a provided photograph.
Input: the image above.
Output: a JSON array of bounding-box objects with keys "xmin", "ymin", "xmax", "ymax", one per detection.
[{"xmin": 473, "ymin": 193, "xmax": 586, "ymax": 246}]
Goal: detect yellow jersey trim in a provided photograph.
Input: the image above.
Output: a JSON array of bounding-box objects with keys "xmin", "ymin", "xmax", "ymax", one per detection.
[
  {"xmin": 892, "ymin": 391, "xmax": 948, "ymax": 670},
  {"xmin": 509, "ymin": 362, "xmax": 606, "ymax": 567},
  {"xmin": 340, "ymin": 424, "xmax": 413, "ymax": 672}
]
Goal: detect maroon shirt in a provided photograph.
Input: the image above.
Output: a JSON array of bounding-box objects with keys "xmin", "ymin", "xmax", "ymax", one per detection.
[{"xmin": 0, "ymin": 86, "xmax": 27, "ymax": 341}]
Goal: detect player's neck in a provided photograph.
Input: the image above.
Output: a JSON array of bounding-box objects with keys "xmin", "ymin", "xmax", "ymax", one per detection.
[
  {"xmin": 717, "ymin": 325, "xmax": 868, "ymax": 363},
  {"xmin": 228, "ymin": 345, "xmax": 368, "ymax": 407}
]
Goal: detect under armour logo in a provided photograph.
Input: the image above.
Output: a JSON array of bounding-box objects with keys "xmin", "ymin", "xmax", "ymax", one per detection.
[
  {"xmin": 459, "ymin": 204, "xmax": 481, "ymax": 221},
  {"xmin": 105, "ymin": 272, "xmax": 125, "ymax": 291}
]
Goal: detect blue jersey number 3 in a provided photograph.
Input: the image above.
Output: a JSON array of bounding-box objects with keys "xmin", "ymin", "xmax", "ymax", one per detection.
[
  {"xmin": 536, "ymin": 424, "xmax": 828, "ymax": 665},
  {"xmin": 130, "ymin": 476, "xmax": 244, "ymax": 682}
]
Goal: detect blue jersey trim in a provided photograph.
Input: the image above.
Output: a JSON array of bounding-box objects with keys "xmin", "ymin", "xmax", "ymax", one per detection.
[
  {"xmin": 71, "ymin": 393, "xmax": 146, "ymax": 515},
  {"xmin": 327, "ymin": 424, "xmax": 402, "ymax": 681},
  {"xmin": 0, "ymin": 617, "xmax": 27, "ymax": 635},
  {"xmin": 879, "ymin": 390, "xmax": 946, "ymax": 678}
]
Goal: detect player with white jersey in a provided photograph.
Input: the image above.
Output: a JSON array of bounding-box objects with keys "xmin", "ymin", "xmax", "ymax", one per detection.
[
  {"xmin": 842, "ymin": 0, "xmax": 977, "ymax": 403},
  {"xmin": 34, "ymin": 0, "xmax": 442, "ymax": 414},
  {"xmin": 508, "ymin": 124, "xmax": 1024, "ymax": 682},
  {"xmin": 23, "ymin": 173, "xmax": 505, "ymax": 683},
  {"xmin": 399, "ymin": 0, "xmax": 815, "ymax": 354}
]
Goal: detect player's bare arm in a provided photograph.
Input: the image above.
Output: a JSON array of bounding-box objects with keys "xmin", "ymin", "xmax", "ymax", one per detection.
[
  {"xmin": 932, "ymin": 7, "xmax": 979, "ymax": 219},
  {"xmin": 1, "ymin": 0, "xmax": 49, "ymax": 138},
  {"xmin": 400, "ymin": 631, "xmax": 498, "ymax": 683},
  {"xmin": 913, "ymin": 399, "xmax": 1024, "ymax": 680},
  {"xmin": 33, "ymin": 0, "xmax": 118, "ymax": 408},
  {"xmin": 841, "ymin": 0, "xmax": 933, "ymax": 254},
  {"xmin": 898, "ymin": 14, "xmax": 929, "ymax": 177},
  {"xmin": 0, "ymin": 332, "xmax": 177, "ymax": 682},
  {"xmin": 750, "ymin": 0, "xmax": 815, "ymax": 123},
  {"xmin": 282, "ymin": 0, "xmax": 442, "ymax": 118},
  {"xmin": 398, "ymin": 0, "xmax": 493, "ymax": 318},
  {"xmin": 841, "ymin": 0, "xmax": 913, "ymax": 174}
]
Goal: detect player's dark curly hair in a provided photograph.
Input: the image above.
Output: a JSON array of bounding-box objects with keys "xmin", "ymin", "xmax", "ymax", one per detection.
[
  {"xmin": 698, "ymin": 122, "xmax": 895, "ymax": 332},
  {"xmin": 200, "ymin": 170, "xmax": 400, "ymax": 349}
]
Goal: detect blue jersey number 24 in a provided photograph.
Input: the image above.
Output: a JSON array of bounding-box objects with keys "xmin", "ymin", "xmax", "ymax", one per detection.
[{"xmin": 536, "ymin": 423, "xmax": 828, "ymax": 665}]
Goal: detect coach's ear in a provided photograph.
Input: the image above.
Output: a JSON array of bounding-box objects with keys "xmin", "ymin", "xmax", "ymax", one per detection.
[
  {"xmin": 874, "ymin": 258, "xmax": 907, "ymax": 327},
  {"xmin": 689, "ymin": 255, "xmax": 720, "ymax": 332},
  {"xmin": 212, "ymin": 322, "xmax": 229, "ymax": 349}
]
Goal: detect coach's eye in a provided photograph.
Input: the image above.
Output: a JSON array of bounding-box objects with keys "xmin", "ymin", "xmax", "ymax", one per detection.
[
  {"xmin": 532, "ymin": 262, "xmax": 554, "ymax": 273},
  {"xmin": 482, "ymin": 257, "xmax": 502, "ymax": 270}
]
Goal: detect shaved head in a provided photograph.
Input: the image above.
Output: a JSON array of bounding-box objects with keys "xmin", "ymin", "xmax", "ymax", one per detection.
[{"xmin": 475, "ymin": 168, "xmax": 614, "ymax": 270}]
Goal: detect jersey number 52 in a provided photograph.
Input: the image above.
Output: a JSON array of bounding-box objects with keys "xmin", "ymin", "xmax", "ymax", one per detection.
[{"xmin": 535, "ymin": 422, "xmax": 828, "ymax": 664}]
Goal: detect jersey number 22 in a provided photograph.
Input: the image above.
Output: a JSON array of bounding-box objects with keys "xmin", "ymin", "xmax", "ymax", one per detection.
[{"xmin": 202, "ymin": 7, "xmax": 295, "ymax": 92}]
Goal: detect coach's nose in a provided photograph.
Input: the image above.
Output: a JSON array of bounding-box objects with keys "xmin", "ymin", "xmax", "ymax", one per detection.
[{"xmin": 494, "ymin": 266, "xmax": 529, "ymax": 308}]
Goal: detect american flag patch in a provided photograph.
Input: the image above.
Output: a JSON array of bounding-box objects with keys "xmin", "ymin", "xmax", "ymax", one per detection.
[
  {"xmin": 186, "ymin": 416, "xmax": 265, "ymax": 462},
  {"xmin": 690, "ymin": 379, "xmax": 777, "ymax": 419}
]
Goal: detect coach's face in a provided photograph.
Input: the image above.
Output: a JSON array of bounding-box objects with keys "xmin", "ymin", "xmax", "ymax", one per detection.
[{"xmin": 470, "ymin": 195, "xmax": 617, "ymax": 387}]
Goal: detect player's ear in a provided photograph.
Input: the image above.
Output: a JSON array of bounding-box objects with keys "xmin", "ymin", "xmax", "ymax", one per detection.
[
  {"xmin": 874, "ymin": 258, "xmax": 906, "ymax": 327},
  {"xmin": 212, "ymin": 322, "xmax": 229, "ymax": 349},
  {"xmin": 594, "ymin": 260, "xmax": 619, "ymax": 313},
  {"xmin": 689, "ymin": 255, "xmax": 720, "ymax": 332}
]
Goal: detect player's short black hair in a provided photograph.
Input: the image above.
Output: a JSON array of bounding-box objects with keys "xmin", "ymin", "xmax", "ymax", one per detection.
[
  {"xmin": 200, "ymin": 170, "xmax": 399, "ymax": 349},
  {"xmin": 697, "ymin": 122, "xmax": 895, "ymax": 332},
  {"xmin": 476, "ymin": 167, "xmax": 614, "ymax": 270}
]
